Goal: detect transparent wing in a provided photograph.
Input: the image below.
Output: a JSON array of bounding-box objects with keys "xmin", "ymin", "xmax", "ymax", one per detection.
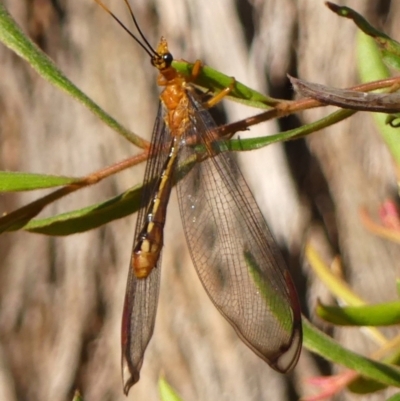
[
  {"xmin": 176, "ymin": 92, "xmax": 302, "ymax": 372},
  {"xmin": 122, "ymin": 103, "xmax": 172, "ymax": 394}
]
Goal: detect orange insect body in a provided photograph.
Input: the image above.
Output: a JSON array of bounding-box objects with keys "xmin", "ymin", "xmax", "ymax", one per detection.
[
  {"xmin": 132, "ymin": 38, "xmax": 190, "ymax": 279},
  {"xmin": 156, "ymin": 40, "xmax": 191, "ymax": 137}
]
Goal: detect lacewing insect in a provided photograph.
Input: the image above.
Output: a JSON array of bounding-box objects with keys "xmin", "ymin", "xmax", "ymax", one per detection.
[{"xmin": 94, "ymin": 0, "xmax": 302, "ymax": 394}]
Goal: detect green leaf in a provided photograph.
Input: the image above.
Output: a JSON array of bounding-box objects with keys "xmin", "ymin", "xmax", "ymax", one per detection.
[
  {"xmin": 173, "ymin": 61, "xmax": 278, "ymax": 109},
  {"xmin": 348, "ymin": 377, "xmax": 387, "ymax": 395},
  {"xmin": 306, "ymin": 244, "xmax": 365, "ymax": 306},
  {"xmin": 348, "ymin": 350, "xmax": 400, "ymax": 394},
  {"xmin": 303, "ymin": 318, "xmax": 400, "ymax": 388},
  {"xmin": 22, "ymin": 185, "xmax": 142, "ymax": 235},
  {"xmin": 349, "ymin": 374, "xmax": 395, "ymax": 394},
  {"xmin": 0, "ymin": 187, "xmax": 76, "ymax": 232},
  {"xmin": 306, "ymin": 243, "xmax": 388, "ymax": 345},
  {"xmin": 226, "ymin": 108, "xmax": 355, "ymax": 151},
  {"xmin": 0, "ymin": 3, "xmax": 143, "ymax": 146},
  {"xmin": 357, "ymin": 31, "xmax": 400, "ymax": 169},
  {"xmin": 158, "ymin": 377, "xmax": 184, "ymax": 401},
  {"xmin": 357, "ymin": 31, "xmax": 390, "ymax": 83},
  {"xmin": 0, "ymin": 171, "xmax": 80, "ymax": 191},
  {"xmin": 326, "ymin": 2, "xmax": 400, "ymax": 167},
  {"xmin": 317, "ymin": 301, "xmax": 400, "ymax": 326},
  {"xmin": 326, "ymin": 2, "xmax": 400, "ymax": 70}
]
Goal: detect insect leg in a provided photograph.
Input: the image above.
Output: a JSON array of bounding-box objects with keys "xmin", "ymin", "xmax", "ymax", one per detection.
[
  {"xmin": 190, "ymin": 60, "xmax": 236, "ymax": 108},
  {"xmin": 203, "ymin": 78, "xmax": 236, "ymax": 108}
]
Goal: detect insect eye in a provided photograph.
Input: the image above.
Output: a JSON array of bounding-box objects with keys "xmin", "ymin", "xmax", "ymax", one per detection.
[{"xmin": 163, "ymin": 53, "xmax": 173, "ymax": 66}]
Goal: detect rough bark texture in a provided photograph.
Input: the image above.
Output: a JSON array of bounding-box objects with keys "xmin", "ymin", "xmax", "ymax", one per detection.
[{"xmin": 0, "ymin": 0, "xmax": 399, "ymax": 400}]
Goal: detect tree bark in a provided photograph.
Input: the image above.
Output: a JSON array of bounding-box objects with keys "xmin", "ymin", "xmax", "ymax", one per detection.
[{"xmin": 0, "ymin": 1, "xmax": 399, "ymax": 400}]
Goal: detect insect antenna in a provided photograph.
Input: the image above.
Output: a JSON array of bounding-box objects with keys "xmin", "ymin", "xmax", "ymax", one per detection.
[
  {"xmin": 93, "ymin": 0, "xmax": 157, "ymax": 58},
  {"xmin": 121, "ymin": 0, "xmax": 157, "ymax": 55}
]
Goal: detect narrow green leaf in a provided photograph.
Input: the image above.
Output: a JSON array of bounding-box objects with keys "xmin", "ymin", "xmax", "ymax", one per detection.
[
  {"xmin": 173, "ymin": 61, "xmax": 278, "ymax": 109},
  {"xmin": 23, "ymin": 185, "xmax": 142, "ymax": 235},
  {"xmin": 326, "ymin": 2, "xmax": 400, "ymax": 166},
  {"xmin": 158, "ymin": 377, "xmax": 184, "ymax": 401},
  {"xmin": 306, "ymin": 244, "xmax": 365, "ymax": 306},
  {"xmin": 357, "ymin": 31, "xmax": 400, "ymax": 168},
  {"xmin": 0, "ymin": 3, "xmax": 143, "ymax": 146},
  {"xmin": 348, "ymin": 350, "xmax": 400, "ymax": 394},
  {"xmin": 0, "ymin": 187, "xmax": 76, "ymax": 232},
  {"xmin": 317, "ymin": 301, "xmax": 400, "ymax": 326},
  {"xmin": 357, "ymin": 31, "xmax": 390, "ymax": 85},
  {"xmin": 226, "ymin": 108, "xmax": 355, "ymax": 151},
  {"xmin": 327, "ymin": 2, "xmax": 400, "ymax": 70},
  {"xmin": 348, "ymin": 377, "xmax": 387, "ymax": 395},
  {"xmin": 306, "ymin": 243, "xmax": 388, "ymax": 345},
  {"xmin": 303, "ymin": 318, "xmax": 400, "ymax": 388},
  {"xmin": 0, "ymin": 171, "xmax": 80, "ymax": 191}
]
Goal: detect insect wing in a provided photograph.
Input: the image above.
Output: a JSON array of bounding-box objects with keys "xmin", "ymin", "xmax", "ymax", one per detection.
[
  {"xmin": 122, "ymin": 266, "xmax": 161, "ymax": 393},
  {"xmin": 122, "ymin": 104, "xmax": 172, "ymax": 394},
  {"xmin": 176, "ymin": 92, "xmax": 302, "ymax": 372}
]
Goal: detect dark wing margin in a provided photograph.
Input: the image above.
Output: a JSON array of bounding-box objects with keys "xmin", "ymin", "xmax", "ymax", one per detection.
[
  {"xmin": 176, "ymin": 90, "xmax": 302, "ymax": 372},
  {"xmin": 122, "ymin": 103, "xmax": 171, "ymax": 394}
]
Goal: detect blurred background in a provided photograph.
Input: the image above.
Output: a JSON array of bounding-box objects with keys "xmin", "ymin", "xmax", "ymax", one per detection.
[{"xmin": 0, "ymin": 0, "xmax": 399, "ymax": 400}]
